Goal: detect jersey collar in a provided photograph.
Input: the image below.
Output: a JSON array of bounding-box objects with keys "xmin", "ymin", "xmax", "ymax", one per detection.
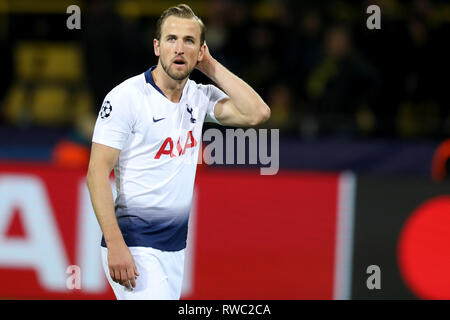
[
  {"xmin": 145, "ymin": 65, "xmax": 190, "ymax": 103},
  {"xmin": 145, "ymin": 65, "xmax": 167, "ymax": 98}
]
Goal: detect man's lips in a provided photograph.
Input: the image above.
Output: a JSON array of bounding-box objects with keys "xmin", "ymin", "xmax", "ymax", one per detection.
[{"xmin": 173, "ymin": 57, "xmax": 186, "ymax": 65}]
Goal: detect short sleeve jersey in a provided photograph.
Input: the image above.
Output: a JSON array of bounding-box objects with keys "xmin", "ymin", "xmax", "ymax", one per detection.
[{"xmin": 92, "ymin": 67, "xmax": 228, "ymax": 251}]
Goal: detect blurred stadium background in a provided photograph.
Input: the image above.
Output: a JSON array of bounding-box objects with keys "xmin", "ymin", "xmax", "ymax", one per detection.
[{"xmin": 0, "ymin": 0, "xmax": 449, "ymax": 299}]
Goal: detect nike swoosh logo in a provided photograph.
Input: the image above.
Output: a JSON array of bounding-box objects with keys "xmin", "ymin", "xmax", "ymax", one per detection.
[{"xmin": 153, "ymin": 117, "xmax": 165, "ymax": 122}]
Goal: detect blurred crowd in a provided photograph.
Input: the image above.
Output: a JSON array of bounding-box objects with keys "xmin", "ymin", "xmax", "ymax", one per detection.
[
  {"xmin": 198, "ymin": 0, "xmax": 450, "ymax": 139},
  {"xmin": 1, "ymin": 0, "xmax": 449, "ymax": 145}
]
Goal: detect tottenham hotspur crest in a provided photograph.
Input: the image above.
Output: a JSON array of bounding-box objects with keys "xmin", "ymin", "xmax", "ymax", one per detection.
[
  {"xmin": 100, "ymin": 101, "xmax": 112, "ymax": 119},
  {"xmin": 186, "ymin": 104, "xmax": 196, "ymax": 123}
]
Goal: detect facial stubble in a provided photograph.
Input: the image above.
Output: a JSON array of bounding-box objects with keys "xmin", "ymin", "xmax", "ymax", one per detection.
[{"xmin": 160, "ymin": 57, "xmax": 195, "ymax": 81}]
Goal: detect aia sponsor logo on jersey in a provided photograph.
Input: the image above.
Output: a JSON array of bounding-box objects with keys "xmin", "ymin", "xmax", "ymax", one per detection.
[{"xmin": 155, "ymin": 130, "xmax": 197, "ymax": 159}]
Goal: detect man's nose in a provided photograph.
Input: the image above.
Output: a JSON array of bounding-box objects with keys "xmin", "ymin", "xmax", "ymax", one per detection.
[{"xmin": 175, "ymin": 39, "xmax": 184, "ymax": 54}]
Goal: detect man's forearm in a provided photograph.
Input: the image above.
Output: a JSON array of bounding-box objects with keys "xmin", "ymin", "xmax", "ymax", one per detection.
[
  {"xmin": 204, "ymin": 59, "xmax": 269, "ymax": 120},
  {"xmin": 86, "ymin": 171, "xmax": 124, "ymax": 248}
]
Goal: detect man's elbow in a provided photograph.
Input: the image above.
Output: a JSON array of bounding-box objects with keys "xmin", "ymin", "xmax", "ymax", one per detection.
[
  {"xmin": 86, "ymin": 164, "xmax": 99, "ymax": 189},
  {"xmin": 261, "ymin": 105, "xmax": 271, "ymax": 123},
  {"xmin": 249, "ymin": 104, "xmax": 271, "ymax": 126},
  {"xmin": 86, "ymin": 168, "xmax": 94, "ymax": 188}
]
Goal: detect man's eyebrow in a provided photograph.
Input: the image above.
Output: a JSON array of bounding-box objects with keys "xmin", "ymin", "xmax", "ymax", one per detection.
[
  {"xmin": 165, "ymin": 34, "xmax": 197, "ymax": 41},
  {"xmin": 184, "ymin": 35, "xmax": 197, "ymax": 41}
]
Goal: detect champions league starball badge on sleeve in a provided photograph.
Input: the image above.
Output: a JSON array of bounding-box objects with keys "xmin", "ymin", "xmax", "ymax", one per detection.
[{"xmin": 100, "ymin": 101, "xmax": 112, "ymax": 119}]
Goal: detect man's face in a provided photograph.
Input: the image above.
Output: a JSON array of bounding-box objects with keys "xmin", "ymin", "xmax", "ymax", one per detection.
[{"xmin": 154, "ymin": 16, "xmax": 204, "ymax": 81}]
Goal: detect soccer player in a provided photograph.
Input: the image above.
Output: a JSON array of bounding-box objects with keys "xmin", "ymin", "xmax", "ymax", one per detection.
[{"xmin": 86, "ymin": 4, "xmax": 270, "ymax": 300}]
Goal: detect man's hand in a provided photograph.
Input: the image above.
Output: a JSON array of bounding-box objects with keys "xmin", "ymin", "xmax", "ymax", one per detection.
[{"xmin": 107, "ymin": 242, "xmax": 140, "ymax": 290}]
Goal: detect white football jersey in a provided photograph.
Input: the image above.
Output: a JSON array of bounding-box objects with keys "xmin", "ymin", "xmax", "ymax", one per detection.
[{"xmin": 92, "ymin": 66, "xmax": 227, "ymax": 250}]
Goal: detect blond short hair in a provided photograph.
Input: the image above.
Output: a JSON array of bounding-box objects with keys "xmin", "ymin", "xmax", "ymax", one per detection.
[{"xmin": 156, "ymin": 4, "xmax": 206, "ymax": 45}]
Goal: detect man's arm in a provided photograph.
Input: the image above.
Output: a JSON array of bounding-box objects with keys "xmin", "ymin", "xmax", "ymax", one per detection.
[
  {"xmin": 196, "ymin": 44, "xmax": 271, "ymax": 127},
  {"xmin": 86, "ymin": 142, "xmax": 139, "ymax": 289}
]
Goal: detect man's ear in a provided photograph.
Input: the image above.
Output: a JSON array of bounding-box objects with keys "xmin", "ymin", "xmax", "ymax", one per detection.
[
  {"xmin": 197, "ymin": 43, "xmax": 206, "ymax": 62},
  {"xmin": 153, "ymin": 39, "xmax": 160, "ymax": 57}
]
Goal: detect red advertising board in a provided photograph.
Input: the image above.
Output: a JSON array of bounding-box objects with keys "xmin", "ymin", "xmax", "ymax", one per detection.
[
  {"xmin": 186, "ymin": 170, "xmax": 340, "ymax": 299},
  {"xmin": 0, "ymin": 162, "xmax": 342, "ymax": 299}
]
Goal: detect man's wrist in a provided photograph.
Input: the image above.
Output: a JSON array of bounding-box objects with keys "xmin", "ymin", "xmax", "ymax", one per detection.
[
  {"xmin": 104, "ymin": 233, "xmax": 126, "ymax": 249},
  {"xmin": 202, "ymin": 57, "xmax": 219, "ymax": 80}
]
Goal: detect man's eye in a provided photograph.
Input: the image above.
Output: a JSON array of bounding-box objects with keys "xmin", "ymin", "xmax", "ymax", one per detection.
[{"xmin": 186, "ymin": 39, "xmax": 194, "ymax": 43}]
